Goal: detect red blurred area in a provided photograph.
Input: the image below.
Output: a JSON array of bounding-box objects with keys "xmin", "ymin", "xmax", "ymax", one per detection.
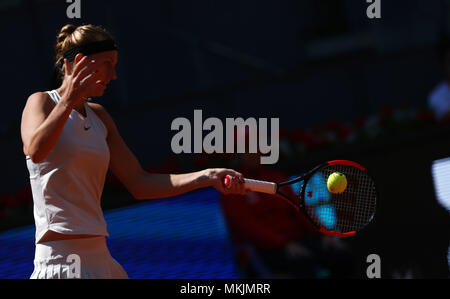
[{"xmin": 220, "ymin": 168, "xmax": 318, "ymax": 250}]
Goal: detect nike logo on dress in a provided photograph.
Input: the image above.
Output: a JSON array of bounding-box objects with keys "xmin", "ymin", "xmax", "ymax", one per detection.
[{"xmin": 84, "ymin": 125, "xmax": 91, "ymax": 131}]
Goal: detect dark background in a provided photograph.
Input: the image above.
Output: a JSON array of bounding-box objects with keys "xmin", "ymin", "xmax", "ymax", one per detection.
[{"xmin": 0, "ymin": 0, "xmax": 449, "ymax": 278}]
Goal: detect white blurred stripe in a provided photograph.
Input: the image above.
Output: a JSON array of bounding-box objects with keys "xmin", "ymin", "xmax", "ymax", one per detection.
[{"xmin": 431, "ymin": 157, "xmax": 450, "ymax": 211}]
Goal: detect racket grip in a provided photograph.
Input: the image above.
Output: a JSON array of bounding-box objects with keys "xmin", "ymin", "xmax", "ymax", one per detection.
[{"xmin": 224, "ymin": 175, "xmax": 277, "ymax": 194}]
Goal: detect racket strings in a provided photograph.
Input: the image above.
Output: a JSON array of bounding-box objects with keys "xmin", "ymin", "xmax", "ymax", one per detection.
[{"xmin": 304, "ymin": 165, "xmax": 376, "ymax": 233}]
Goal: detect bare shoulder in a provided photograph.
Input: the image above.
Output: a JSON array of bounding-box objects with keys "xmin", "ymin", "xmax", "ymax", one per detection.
[
  {"xmin": 28, "ymin": 91, "xmax": 49, "ymax": 101},
  {"xmin": 87, "ymin": 102, "xmax": 111, "ymax": 121},
  {"xmin": 87, "ymin": 102, "xmax": 117, "ymax": 134},
  {"xmin": 25, "ymin": 92, "xmax": 54, "ymax": 110},
  {"xmin": 23, "ymin": 92, "xmax": 55, "ymax": 117},
  {"xmin": 21, "ymin": 92, "xmax": 55, "ymax": 155}
]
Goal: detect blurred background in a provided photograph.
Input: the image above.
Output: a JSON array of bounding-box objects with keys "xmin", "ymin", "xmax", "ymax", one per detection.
[{"xmin": 0, "ymin": 0, "xmax": 449, "ymax": 278}]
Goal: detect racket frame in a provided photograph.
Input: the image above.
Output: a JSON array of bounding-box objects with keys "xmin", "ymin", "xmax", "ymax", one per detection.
[{"xmin": 275, "ymin": 160, "xmax": 376, "ymax": 237}]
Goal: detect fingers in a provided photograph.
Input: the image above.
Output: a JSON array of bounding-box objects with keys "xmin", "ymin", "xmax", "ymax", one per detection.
[
  {"xmin": 220, "ymin": 170, "xmax": 247, "ymax": 195},
  {"xmin": 77, "ymin": 69, "xmax": 101, "ymax": 91},
  {"xmin": 226, "ymin": 176, "xmax": 247, "ymax": 195},
  {"xmin": 74, "ymin": 60, "xmax": 98, "ymax": 84},
  {"xmin": 61, "ymin": 54, "xmax": 103, "ymax": 105},
  {"xmin": 72, "ymin": 59, "xmax": 103, "ymax": 94},
  {"xmin": 221, "ymin": 169, "xmax": 245, "ymax": 184},
  {"xmin": 71, "ymin": 55, "xmax": 90, "ymax": 77}
]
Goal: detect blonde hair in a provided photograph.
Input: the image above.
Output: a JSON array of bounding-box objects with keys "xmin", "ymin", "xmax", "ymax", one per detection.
[{"xmin": 55, "ymin": 24, "xmax": 115, "ymax": 77}]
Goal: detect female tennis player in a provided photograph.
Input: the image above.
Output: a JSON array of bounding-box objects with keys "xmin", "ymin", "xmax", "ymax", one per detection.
[{"xmin": 20, "ymin": 24, "xmax": 246, "ymax": 279}]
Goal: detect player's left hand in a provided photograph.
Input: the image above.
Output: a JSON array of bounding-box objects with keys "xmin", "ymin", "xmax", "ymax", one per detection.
[{"xmin": 206, "ymin": 168, "xmax": 248, "ymax": 195}]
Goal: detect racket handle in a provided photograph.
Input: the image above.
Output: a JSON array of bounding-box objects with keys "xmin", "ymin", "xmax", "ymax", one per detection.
[{"xmin": 224, "ymin": 175, "xmax": 277, "ymax": 194}]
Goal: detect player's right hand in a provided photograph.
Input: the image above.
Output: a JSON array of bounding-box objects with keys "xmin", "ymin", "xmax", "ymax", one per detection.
[{"xmin": 60, "ymin": 54, "xmax": 101, "ymax": 107}]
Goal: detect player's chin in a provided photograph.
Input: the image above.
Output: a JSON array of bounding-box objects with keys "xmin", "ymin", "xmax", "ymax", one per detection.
[{"xmin": 92, "ymin": 85, "xmax": 107, "ymax": 97}]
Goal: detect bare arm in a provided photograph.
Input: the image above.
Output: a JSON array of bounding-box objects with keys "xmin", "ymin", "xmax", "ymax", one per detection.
[
  {"xmin": 91, "ymin": 104, "xmax": 246, "ymax": 199},
  {"xmin": 21, "ymin": 92, "xmax": 73, "ymax": 162},
  {"xmin": 21, "ymin": 55, "xmax": 101, "ymax": 163}
]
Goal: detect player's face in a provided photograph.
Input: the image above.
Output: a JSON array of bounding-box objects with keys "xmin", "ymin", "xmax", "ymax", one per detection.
[{"xmin": 88, "ymin": 50, "xmax": 118, "ymax": 97}]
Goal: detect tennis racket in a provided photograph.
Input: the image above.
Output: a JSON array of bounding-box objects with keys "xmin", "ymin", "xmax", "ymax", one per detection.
[{"xmin": 224, "ymin": 160, "xmax": 377, "ymax": 237}]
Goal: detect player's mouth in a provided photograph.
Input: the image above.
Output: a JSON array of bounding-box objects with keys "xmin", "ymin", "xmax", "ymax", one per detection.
[{"xmin": 97, "ymin": 81, "xmax": 108, "ymax": 88}]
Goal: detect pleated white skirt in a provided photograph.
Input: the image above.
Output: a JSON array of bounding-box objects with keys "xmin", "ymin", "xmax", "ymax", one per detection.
[{"xmin": 30, "ymin": 236, "xmax": 128, "ymax": 279}]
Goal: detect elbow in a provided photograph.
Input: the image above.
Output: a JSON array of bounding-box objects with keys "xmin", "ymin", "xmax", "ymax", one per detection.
[
  {"xmin": 128, "ymin": 171, "xmax": 155, "ymax": 200},
  {"xmin": 23, "ymin": 138, "xmax": 46, "ymax": 163},
  {"xmin": 130, "ymin": 186, "xmax": 159, "ymax": 201},
  {"xmin": 29, "ymin": 152, "xmax": 45, "ymax": 164},
  {"xmin": 131, "ymin": 190, "xmax": 145, "ymax": 200},
  {"xmin": 129, "ymin": 185, "xmax": 146, "ymax": 200},
  {"xmin": 123, "ymin": 171, "xmax": 161, "ymax": 200},
  {"xmin": 26, "ymin": 145, "xmax": 46, "ymax": 164}
]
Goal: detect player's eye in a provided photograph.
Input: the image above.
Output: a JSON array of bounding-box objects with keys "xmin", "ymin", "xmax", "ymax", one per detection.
[{"xmin": 103, "ymin": 61, "xmax": 113, "ymax": 68}]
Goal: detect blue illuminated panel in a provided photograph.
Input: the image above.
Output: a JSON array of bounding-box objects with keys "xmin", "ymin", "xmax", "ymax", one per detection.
[
  {"xmin": 0, "ymin": 188, "xmax": 240, "ymax": 279},
  {"xmin": 432, "ymin": 157, "xmax": 450, "ymax": 211}
]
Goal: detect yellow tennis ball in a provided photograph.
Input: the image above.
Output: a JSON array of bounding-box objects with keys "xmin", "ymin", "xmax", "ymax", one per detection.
[{"xmin": 327, "ymin": 172, "xmax": 347, "ymax": 194}]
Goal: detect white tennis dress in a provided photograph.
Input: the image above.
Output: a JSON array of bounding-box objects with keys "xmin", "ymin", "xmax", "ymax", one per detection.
[{"xmin": 27, "ymin": 90, "xmax": 128, "ymax": 279}]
